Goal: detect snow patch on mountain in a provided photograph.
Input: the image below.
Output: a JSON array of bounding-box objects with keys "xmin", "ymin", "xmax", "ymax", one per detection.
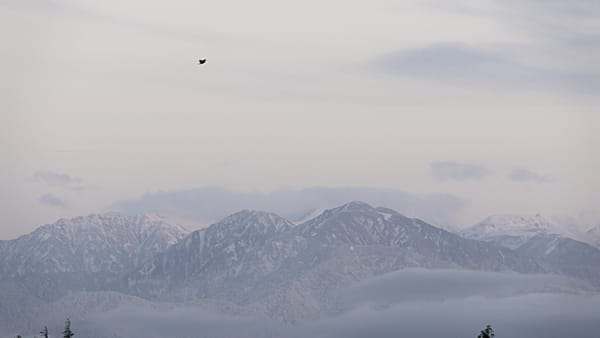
[{"xmin": 461, "ymin": 214, "xmax": 576, "ymax": 249}]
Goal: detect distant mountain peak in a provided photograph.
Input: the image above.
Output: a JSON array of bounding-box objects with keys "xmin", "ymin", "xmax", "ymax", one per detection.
[
  {"xmin": 0, "ymin": 213, "xmax": 189, "ymax": 277},
  {"xmin": 308, "ymin": 201, "xmax": 377, "ymax": 221},
  {"xmin": 482, "ymin": 214, "xmax": 555, "ymax": 227},
  {"xmin": 479, "ymin": 214, "xmax": 566, "ymax": 235},
  {"xmin": 220, "ymin": 209, "xmax": 292, "ymax": 225},
  {"xmin": 462, "ymin": 213, "xmax": 570, "ymax": 249},
  {"xmin": 224, "ymin": 209, "xmax": 286, "ymax": 221},
  {"xmin": 337, "ymin": 201, "xmax": 375, "ymax": 212},
  {"xmin": 206, "ymin": 209, "xmax": 294, "ymax": 237}
]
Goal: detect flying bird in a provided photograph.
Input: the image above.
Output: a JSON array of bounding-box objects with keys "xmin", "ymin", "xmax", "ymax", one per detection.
[{"xmin": 198, "ymin": 59, "xmax": 207, "ymax": 65}]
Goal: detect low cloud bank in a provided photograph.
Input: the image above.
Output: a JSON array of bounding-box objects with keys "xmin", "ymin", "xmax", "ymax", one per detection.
[
  {"xmin": 88, "ymin": 269, "xmax": 599, "ymax": 338},
  {"xmin": 111, "ymin": 186, "xmax": 466, "ymax": 228},
  {"xmin": 94, "ymin": 307, "xmax": 285, "ymax": 338},
  {"xmin": 305, "ymin": 293, "xmax": 600, "ymax": 338},
  {"xmin": 337, "ymin": 268, "xmax": 592, "ymax": 307}
]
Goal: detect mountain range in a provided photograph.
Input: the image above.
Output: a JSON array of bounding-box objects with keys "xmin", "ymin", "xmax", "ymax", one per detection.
[{"xmin": 1, "ymin": 202, "xmax": 599, "ymax": 337}]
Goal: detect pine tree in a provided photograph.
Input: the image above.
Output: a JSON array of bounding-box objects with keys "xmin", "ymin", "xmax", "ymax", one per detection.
[
  {"xmin": 477, "ymin": 324, "xmax": 495, "ymax": 338},
  {"xmin": 63, "ymin": 318, "xmax": 75, "ymax": 338},
  {"xmin": 40, "ymin": 326, "xmax": 49, "ymax": 338}
]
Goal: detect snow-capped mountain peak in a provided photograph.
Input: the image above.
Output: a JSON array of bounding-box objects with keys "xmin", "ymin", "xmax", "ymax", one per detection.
[
  {"xmin": 461, "ymin": 214, "xmax": 570, "ymax": 249},
  {"xmin": 0, "ymin": 213, "xmax": 189, "ymax": 277}
]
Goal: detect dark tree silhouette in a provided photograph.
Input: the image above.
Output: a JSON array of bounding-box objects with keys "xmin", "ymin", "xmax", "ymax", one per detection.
[
  {"xmin": 477, "ymin": 324, "xmax": 495, "ymax": 338},
  {"xmin": 63, "ymin": 318, "xmax": 74, "ymax": 338},
  {"xmin": 40, "ymin": 326, "xmax": 49, "ymax": 338}
]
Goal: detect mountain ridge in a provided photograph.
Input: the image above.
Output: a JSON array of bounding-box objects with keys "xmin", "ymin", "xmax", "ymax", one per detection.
[
  {"xmin": 1, "ymin": 202, "xmax": 600, "ymax": 332},
  {"xmin": 126, "ymin": 201, "xmax": 545, "ymax": 318},
  {"xmin": 0, "ymin": 213, "xmax": 188, "ymax": 278}
]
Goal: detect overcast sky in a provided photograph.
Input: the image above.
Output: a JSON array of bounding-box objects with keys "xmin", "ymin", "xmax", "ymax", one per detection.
[{"xmin": 1, "ymin": 0, "xmax": 599, "ymax": 239}]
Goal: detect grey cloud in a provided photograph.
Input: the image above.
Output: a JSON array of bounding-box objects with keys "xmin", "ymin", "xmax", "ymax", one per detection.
[
  {"xmin": 110, "ymin": 186, "xmax": 467, "ymax": 229},
  {"xmin": 508, "ymin": 168, "xmax": 551, "ymax": 183},
  {"xmin": 338, "ymin": 269, "xmax": 590, "ymax": 307},
  {"xmin": 378, "ymin": 43, "xmax": 502, "ymax": 77},
  {"xmin": 305, "ymin": 293, "xmax": 600, "ymax": 338},
  {"xmin": 374, "ymin": 43, "xmax": 600, "ymax": 93},
  {"xmin": 39, "ymin": 193, "xmax": 67, "ymax": 208},
  {"xmin": 86, "ymin": 269, "xmax": 600, "ymax": 338},
  {"xmin": 430, "ymin": 161, "xmax": 490, "ymax": 182},
  {"xmin": 557, "ymin": 32, "xmax": 600, "ymax": 52},
  {"xmin": 447, "ymin": 1, "xmax": 600, "ymax": 56},
  {"xmin": 442, "ymin": 0, "xmax": 600, "ymax": 21},
  {"xmin": 503, "ymin": 0, "xmax": 600, "ymax": 20},
  {"xmin": 1, "ymin": 0, "xmax": 238, "ymax": 43},
  {"xmin": 0, "ymin": 0, "xmax": 98, "ymax": 19},
  {"xmin": 309, "ymin": 269, "xmax": 599, "ymax": 338},
  {"xmin": 34, "ymin": 171, "xmax": 82, "ymax": 187},
  {"xmin": 93, "ymin": 306, "xmax": 286, "ymax": 338}
]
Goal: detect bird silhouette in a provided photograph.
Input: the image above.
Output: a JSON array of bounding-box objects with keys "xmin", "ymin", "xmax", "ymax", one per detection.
[{"xmin": 198, "ymin": 59, "xmax": 207, "ymax": 65}]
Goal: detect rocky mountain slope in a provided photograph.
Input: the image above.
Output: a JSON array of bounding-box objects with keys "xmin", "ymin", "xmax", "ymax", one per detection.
[
  {"xmin": 0, "ymin": 214, "xmax": 188, "ymax": 301},
  {"xmin": 462, "ymin": 214, "xmax": 600, "ymax": 288},
  {"xmin": 127, "ymin": 202, "xmax": 543, "ymax": 320},
  {"xmin": 516, "ymin": 233, "xmax": 600, "ymax": 287},
  {"xmin": 0, "ymin": 214, "xmax": 188, "ymax": 277}
]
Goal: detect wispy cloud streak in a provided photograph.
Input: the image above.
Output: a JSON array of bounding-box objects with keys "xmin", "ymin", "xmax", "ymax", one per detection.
[
  {"xmin": 508, "ymin": 168, "xmax": 552, "ymax": 183},
  {"xmin": 374, "ymin": 43, "xmax": 600, "ymax": 93},
  {"xmin": 39, "ymin": 193, "xmax": 68, "ymax": 208}
]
